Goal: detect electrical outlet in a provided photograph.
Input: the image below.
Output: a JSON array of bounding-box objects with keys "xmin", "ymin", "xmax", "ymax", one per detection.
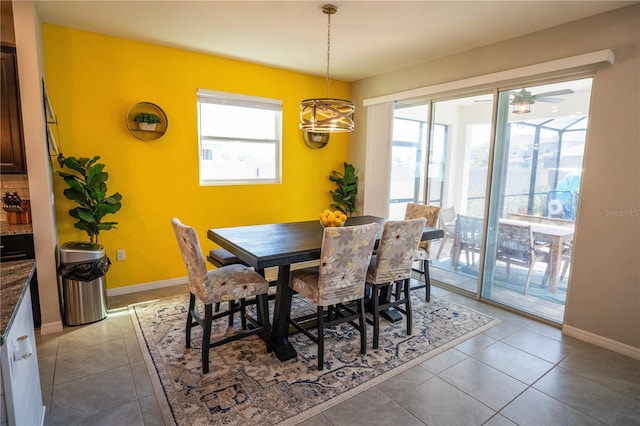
[{"xmin": 116, "ymin": 249, "xmax": 126, "ymax": 261}]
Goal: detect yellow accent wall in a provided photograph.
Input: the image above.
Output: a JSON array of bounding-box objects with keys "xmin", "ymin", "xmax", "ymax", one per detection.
[{"xmin": 43, "ymin": 24, "xmax": 351, "ymax": 289}]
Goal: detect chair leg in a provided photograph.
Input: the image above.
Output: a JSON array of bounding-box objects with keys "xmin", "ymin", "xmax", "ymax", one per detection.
[
  {"xmin": 404, "ymin": 279, "xmax": 412, "ymax": 336},
  {"xmin": 372, "ymin": 285, "xmax": 381, "ymax": 349},
  {"xmin": 202, "ymin": 304, "xmax": 213, "ymax": 374},
  {"xmin": 227, "ymin": 301, "xmax": 237, "ymax": 326},
  {"xmin": 436, "ymin": 237, "xmax": 446, "ymax": 259},
  {"xmin": 240, "ymin": 299, "xmax": 248, "ymax": 330},
  {"xmin": 523, "ymin": 264, "xmax": 534, "ymax": 295},
  {"xmin": 317, "ymin": 306, "xmax": 325, "ymax": 370},
  {"xmin": 560, "ymin": 261, "xmax": 570, "ymax": 280},
  {"xmin": 423, "ymin": 260, "xmax": 431, "ymax": 302},
  {"xmin": 186, "ymin": 293, "xmax": 196, "ymax": 348},
  {"xmin": 358, "ymin": 298, "xmax": 367, "ymax": 355}
]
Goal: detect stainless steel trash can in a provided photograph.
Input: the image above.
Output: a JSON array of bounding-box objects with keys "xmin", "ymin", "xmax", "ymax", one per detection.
[{"xmin": 58, "ymin": 241, "xmax": 109, "ymax": 326}]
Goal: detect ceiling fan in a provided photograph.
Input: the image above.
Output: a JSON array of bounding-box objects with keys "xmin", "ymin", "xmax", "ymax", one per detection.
[
  {"xmin": 510, "ymin": 88, "xmax": 575, "ymax": 105},
  {"xmin": 510, "ymin": 88, "xmax": 574, "ymax": 113}
]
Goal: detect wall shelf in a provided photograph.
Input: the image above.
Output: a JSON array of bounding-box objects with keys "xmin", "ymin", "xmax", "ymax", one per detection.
[{"xmin": 126, "ymin": 102, "xmax": 168, "ymax": 141}]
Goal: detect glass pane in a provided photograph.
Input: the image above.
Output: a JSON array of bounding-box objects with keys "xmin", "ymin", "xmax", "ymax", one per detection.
[
  {"xmin": 426, "ymin": 94, "xmax": 494, "ymax": 295},
  {"xmin": 389, "ymin": 103, "xmax": 429, "ymax": 219},
  {"xmin": 481, "ymin": 78, "xmax": 592, "ymax": 323},
  {"xmin": 200, "ymin": 140, "xmax": 276, "ymax": 181},
  {"xmin": 200, "ymin": 103, "xmax": 277, "ymax": 140}
]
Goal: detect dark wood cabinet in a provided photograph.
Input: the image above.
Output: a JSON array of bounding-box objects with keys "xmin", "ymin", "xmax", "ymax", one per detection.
[
  {"xmin": 1, "ymin": 234, "xmax": 41, "ymax": 327},
  {"xmin": 1, "ymin": 46, "xmax": 27, "ymax": 174}
]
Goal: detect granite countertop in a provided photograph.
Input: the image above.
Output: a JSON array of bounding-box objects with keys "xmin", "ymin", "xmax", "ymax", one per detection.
[
  {"xmin": 0, "ymin": 222, "xmax": 33, "ymax": 236},
  {"xmin": 1, "ymin": 260, "xmax": 36, "ymax": 344}
]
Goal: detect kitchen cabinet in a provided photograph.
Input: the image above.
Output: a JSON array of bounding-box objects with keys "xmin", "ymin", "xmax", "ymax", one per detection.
[
  {"xmin": 0, "ymin": 263, "xmax": 45, "ymax": 426},
  {"xmin": 0, "ymin": 46, "xmax": 26, "ymax": 174},
  {"xmin": 0, "ymin": 234, "xmax": 41, "ymax": 328}
]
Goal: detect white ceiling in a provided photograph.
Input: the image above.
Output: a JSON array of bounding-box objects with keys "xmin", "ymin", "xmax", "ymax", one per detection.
[{"xmin": 34, "ymin": 0, "xmax": 636, "ymax": 82}]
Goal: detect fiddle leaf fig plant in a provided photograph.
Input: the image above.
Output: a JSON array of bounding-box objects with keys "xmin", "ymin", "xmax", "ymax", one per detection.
[
  {"xmin": 329, "ymin": 162, "xmax": 358, "ymax": 217},
  {"xmin": 57, "ymin": 156, "xmax": 122, "ymax": 244}
]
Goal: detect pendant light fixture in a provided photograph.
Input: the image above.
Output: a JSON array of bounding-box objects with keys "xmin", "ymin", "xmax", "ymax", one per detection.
[
  {"xmin": 300, "ymin": 4, "xmax": 355, "ymax": 134},
  {"xmin": 512, "ymin": 100, "xmax": 532, "ymax": 114}
]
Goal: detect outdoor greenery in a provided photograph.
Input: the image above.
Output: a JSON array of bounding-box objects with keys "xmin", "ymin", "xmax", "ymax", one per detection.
[
  {"xmin": 133, "ymin": 112, "xmax": 161, "ymax": 124},
  {"xmin": 57, "ymin": 156, "xmax": 122, "ymax": 244},
  {"xmin": 329, "ymin": 162, "xmax": 358, "ymax": 217}
]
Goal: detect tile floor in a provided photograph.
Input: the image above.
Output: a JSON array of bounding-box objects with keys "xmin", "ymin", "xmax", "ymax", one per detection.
[{"xmin": 36, "ymin": 282, "xmax": 640, "ymax": 425}]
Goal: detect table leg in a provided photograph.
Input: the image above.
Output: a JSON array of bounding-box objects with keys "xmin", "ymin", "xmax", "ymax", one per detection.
[{"xmin": 269, "ymin": 264, "xmax": 298, "ymax": 361}]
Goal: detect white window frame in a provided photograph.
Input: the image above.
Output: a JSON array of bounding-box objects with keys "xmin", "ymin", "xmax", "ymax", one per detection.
[{"xmin": 197, "ymin": 89, "xmax": 282, "ymax": 186}]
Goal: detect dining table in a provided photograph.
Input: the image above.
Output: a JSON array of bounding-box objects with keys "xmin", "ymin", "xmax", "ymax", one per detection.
[{"xmin": 207, "ymin": 215, "xmax": 444, "ymax": 362}]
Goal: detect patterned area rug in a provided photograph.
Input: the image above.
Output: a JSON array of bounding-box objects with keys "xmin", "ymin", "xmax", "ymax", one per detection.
[{"xmin": 130, "ymin": 292, "xmax": 499, "ymax": 425}]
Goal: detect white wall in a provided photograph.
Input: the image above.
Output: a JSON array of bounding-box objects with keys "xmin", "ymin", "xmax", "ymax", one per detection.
[
  {"xmin": 13, "ymin": 1, "xmax": 63, "ymax": 333},
  {"xmin": 351, "ymin": 4, "xmax": 640, "ymax": 355}
]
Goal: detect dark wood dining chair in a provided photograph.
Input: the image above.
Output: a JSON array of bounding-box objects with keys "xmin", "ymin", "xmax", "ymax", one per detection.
[
  {"xmin": 365, "ymin": 218, "xmax": 426, "ymax": 349},
  {"xmin": 287, "ymin": 222, "xmax": 379, "ymax": 370},
  {"xmin": 171, "ymin": 218, "xmax": 271, "ymax": 374}
]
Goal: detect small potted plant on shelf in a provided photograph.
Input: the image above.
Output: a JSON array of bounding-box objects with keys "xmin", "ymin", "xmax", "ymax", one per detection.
[{"xmin": 133, "ymin": 112, "xmax": 161, "ymax": 131}]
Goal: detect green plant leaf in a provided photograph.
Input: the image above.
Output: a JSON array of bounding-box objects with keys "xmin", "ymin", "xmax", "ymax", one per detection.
[{"xmin": 57, "ymin": 155, "xmax": 122, "ymax": 242}]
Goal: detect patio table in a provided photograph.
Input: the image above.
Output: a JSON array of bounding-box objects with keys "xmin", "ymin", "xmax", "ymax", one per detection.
[
  {"xmin": 498, "ymin": 218, "xmax": 574, "ymax": 293},
  {"xmin": 208, "ymin": 215, "xmax": 444, "ymax": 361}
]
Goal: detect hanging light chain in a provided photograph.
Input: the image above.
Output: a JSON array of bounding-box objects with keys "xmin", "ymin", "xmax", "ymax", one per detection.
[
  {"xmin": 323, "ymin": 4, "xmax": 337, "ymax": 97},
  {"xmin": 299, "ymin": 4, "xmax": 355, "ymax": 134}
]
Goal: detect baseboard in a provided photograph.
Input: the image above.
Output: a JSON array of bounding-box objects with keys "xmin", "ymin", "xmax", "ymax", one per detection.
[
  {"xmin": 106, "ymin": 261, "xmax": 321, "ymax": 297},
  {"xmin": 107, "ymin": 277, "xmax": 188, "ymax": 296},
  {"xmin": 40, "ymin": 320, "xmax": 63, "ymax": 335},
  {"xmin": 562, "ymin": 324, "xmax": 640, "ymax": 360}
]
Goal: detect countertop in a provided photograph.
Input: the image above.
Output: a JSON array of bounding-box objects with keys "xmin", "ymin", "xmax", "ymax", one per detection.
[
  {"xmin": 0, "ymin": 221, "xmax": 33, "ymax": 236},
  {"xmin": 0, "ymin": 260, "xmax": 36, "ymax": 344}
]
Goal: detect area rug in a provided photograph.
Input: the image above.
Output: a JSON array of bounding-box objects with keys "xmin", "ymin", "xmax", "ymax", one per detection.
[{"xmin": 130, "ymin": 292, "xmax": 500, "ymax": 426}]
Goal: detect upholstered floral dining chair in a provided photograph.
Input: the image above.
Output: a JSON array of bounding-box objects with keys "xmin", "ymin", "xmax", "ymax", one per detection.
[
  {"xmin": 171, "ymin": 218, "xmax": 271, "ymax": 374},
  {"xmin": 287, "ymin": 222, "xmax": 379, "ymax": 370},
  {"xmin": 365, "ymin": 218, "xmax": 426, "ymax": 349},
  {"xmin": 404, "ymin": 203, "xmax": 440, "ymax": 300}
]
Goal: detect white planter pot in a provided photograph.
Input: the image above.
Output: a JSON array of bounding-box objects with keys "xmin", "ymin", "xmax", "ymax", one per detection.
[{"xmin": 137, "ymin": 122, "xmax": 158, "ymax": 131}]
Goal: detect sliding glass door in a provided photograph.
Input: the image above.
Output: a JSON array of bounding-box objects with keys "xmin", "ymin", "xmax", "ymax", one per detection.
[
  {"xmin": 389, "ymin": 77, "xmax": 593, "ymax": 323},
  {"xmin": 482, "ymin": 78, "xmax": 592, "ymax": 322},
  {"xmin": 390, "ymin": 94, "xmax": 494, "ymax": 295}
]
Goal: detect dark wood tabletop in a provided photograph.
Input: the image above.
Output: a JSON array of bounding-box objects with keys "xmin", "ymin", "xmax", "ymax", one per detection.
[{"xmin": 207, "ymin": 215, "xmax": 444, "ymax": 361}]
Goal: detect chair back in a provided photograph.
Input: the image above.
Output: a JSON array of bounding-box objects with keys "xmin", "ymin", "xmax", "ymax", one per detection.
[
  {"xmin": 315, "ymin": 222, "xmax": 379, "ymax": 306},
  {"xmin": 497, "ymin": 222, "xmax": 534, "ymax": 262},
  {"xmin": 404, "ymin": 203, "xmax": 440, "ymax": 227},
  {"xmin": 171, "ymin": 218, "xmax": 209, "ymax": 294},
  {"xmin": 367, "ymin": 218, "xmax": 426, "ymax": 284},
  {"xmin": 439, "ymin": 206, "xmax": 456, "ymax": 231},
  {"xmin": 456, "ymin": 214, "xmax": 484, "ymax": 248}
]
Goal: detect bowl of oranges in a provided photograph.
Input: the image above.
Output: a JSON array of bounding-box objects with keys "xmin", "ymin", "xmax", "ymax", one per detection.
[{"xmin": 319, "ymin": 209, "xmax": 347, "ymax": 228}]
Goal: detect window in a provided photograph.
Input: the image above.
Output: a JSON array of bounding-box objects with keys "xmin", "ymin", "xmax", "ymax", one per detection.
[{"xmin": 197, "ymin": 89, "xmax": 282, "ymax": 185}]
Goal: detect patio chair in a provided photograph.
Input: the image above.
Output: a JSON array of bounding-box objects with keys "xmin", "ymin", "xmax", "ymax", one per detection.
[
  {"xmin": 452, "ymin": 214, "xmax": 484, "ymax": 271},
  {"xmin": 287, "ymin": 222, "xmax": 379, "ymax": 370},
  {"xmin": 366, "ymin": 218, "xmax": 426, "ymax": 349},
  {"xmin": 171, "ymin": 218, "xmax": 271, "ymax": 374},
  {"xmin": 404, "ymin": 203, "xmax": 440, "ymax": 301},
  {"xmin": 496, "ymin": 222, "xmax": 550, "ymax": 295},
  {"xmin": 436, "ymin": 206, "xmax": 456, "ymax": 259}
]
